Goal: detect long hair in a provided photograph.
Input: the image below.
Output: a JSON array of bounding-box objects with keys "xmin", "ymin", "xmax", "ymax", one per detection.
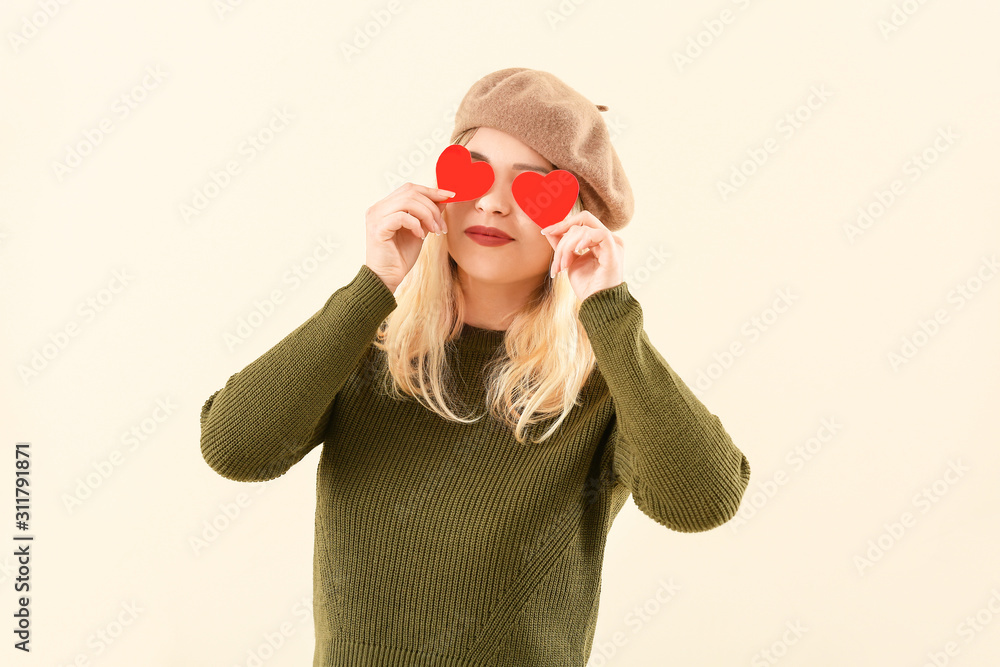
[{"xmin": 371, "ymin": 127, "xmax": 601, "ymax": 444}]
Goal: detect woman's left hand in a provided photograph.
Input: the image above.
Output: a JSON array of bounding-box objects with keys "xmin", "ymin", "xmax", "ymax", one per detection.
[{"xmin": 542, "ymin": 211, "xmax": 625, "ymax": 301}]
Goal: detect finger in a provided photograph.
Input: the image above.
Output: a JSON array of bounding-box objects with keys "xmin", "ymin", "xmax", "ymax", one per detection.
[
  {"xmin": 401, "ymin": 184, "xmax": 455, "ymax": 232},
  {"xmin": 411, "ymin": 182, "xmax": 457, "ymax": 202},
  {"xmin": 540, "ymin": 217, "xmax": 575, "ymax": 240},
  {"xmin": 423, "ymin": 189, "xmax": 456, "ymax": 233},
  {"xmin": 562, "ymin": 227, "xmax": 601, "ymax": 275},
  {"xmin": 413, "ymin": 195, "xmax": 448, "ymax": 234},
  {"xmin": 384, "ymin": 210, "xmax": 426, "ymax": 241},
  {"xmin": 419, "ymin": 193, "xmax": 452, "ymax": 233},
  {"xmin": 389, "ymin": 182, "xmax": 453, "ymax": 202},
  {"xmin": 389, "ymin": 193, "xmax": 442, "ymax": 235},
  {"xmin": 542, "ymin": 217, "xmax": 589, "ymax": 262},
  {"xmin": 590, "ymin": 229, "xmax": 619, "ymax": 268},
  {"xmin": 540, "ymin": 211, "xmax": 600, "ymax": 239},
  {"xmin": 573, "ymin": 232, "xmax": 593, "ymax": 255},
  {"xmin": 573, "ymin": 231, "xmax": 603, "ymax": 259},
  {"xmin": 414, "ymin": 188, "xmax": 455, "ymax": 231},
  {"xmin": 549, "ymin": 228, "xmax": 568, "ymax": 277},
  {"xmin": 551, "ymin": 225, "xmax": 585, "ymax": 278},
  {"xmin": 542, "ymin": 226, "xmax": 561, "ymax": 251},
  {"xmin": 400, "ymin": 211, "xmax": 427, "ymax": 241},
  {"xmin": 593, "ymin": 230, "xmax": 618, "ymax": 259}
]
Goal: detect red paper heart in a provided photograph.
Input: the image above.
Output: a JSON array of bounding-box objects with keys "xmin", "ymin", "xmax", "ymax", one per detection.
[
  {"xmin": 436, "ymin": 145, "xmax": 494, "ymax": 203},
  {"xmin": 511, "ymin": 170, "xmax": 580, "ymax": 228}
]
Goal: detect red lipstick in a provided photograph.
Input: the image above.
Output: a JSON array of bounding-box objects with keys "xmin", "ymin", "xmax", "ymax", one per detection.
[{"xmin": 465, "ymin": 225, "xmax": 514, "ymax": 247}]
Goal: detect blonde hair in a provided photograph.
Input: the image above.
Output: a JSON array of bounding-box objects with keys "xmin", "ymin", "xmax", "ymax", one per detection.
[{"xmin": 370, "ymin": 127, "xmax": 603, "ymax": 444}]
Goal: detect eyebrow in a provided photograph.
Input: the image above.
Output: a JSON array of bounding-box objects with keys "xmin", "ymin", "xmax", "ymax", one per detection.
[{"xmin": 468, "ymin": 150, "xmax": 552, "ymax": 175}]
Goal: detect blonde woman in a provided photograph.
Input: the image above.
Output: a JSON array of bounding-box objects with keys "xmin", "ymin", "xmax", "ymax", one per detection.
[{"xmin": 200, "ymin": 67, "xmax": 751, "ymax": 666}]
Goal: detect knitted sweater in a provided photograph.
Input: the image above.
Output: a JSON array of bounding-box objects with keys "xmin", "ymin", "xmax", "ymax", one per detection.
[{"xmin": 200, "ymin": 264, "xmax": 751, "ymax": 666}]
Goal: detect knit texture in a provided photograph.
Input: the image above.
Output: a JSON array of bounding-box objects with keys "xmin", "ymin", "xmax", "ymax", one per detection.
[{"xmin": 199, "ymin": 264, "xmax": 751, "ymax": 666}]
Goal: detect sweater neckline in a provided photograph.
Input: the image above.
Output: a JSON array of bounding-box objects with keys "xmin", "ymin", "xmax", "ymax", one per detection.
[{"xmin": 456, "ymin": 323, "xmax": 506, "ymax": 352}]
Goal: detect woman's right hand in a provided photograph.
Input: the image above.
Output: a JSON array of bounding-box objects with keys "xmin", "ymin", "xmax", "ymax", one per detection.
[{"xmin": 365, "ymin": 183, "xmax": 455, "ymax": 293}]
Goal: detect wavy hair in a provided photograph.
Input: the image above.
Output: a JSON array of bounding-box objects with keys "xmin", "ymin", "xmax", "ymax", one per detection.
[{"xmin": 370, "ymin": 127, "xmax": 601, "ymax": 444}]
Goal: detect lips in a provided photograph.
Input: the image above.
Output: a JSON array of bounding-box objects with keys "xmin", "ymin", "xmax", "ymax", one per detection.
[{"xmin": 465, "ymin": 225, "xmax": 514, "ymax": 240}]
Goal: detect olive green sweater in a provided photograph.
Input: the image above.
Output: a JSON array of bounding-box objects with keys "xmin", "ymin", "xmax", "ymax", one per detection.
[{"xmin": 200, "ymin": 264, "xmax": 751, "ymax": 666}]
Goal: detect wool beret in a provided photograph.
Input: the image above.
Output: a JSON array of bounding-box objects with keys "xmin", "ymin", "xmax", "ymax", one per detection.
[{"xmin": 448, "ymin": 67, "xmax": 635, "ymax": 231}]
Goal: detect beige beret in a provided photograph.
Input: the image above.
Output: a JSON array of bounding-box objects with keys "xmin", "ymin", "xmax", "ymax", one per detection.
[{"xmin": 448, "ymin": 67, "xmax": 635, "ymax": 231}]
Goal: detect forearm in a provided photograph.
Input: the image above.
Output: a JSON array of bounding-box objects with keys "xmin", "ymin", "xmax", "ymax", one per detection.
[
  {"xmin": 200, "ymin": 264, "xmax": 397, "ymax": 481},
  {"xmin": 578, "ymin": 282, "xmax": 751, "ymax": 532}
]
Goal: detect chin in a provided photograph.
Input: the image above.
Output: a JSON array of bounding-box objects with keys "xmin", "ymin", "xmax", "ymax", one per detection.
[
  {"xmin": 461, "ymin": 264, "xmax": 508, "ymax": 282},
  {"xmin": 449, "ymin": 254, "xmax": 503, "ymax": 281}
]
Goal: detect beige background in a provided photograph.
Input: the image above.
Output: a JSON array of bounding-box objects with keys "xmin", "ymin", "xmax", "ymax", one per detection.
[{"xmin": 2, "ymin": 0, "xmax": 999, "ymax": 665}]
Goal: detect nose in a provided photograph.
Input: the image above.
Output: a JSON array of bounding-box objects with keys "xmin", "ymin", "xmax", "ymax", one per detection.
[{"xmin": 475, "ymin": 174, "xmax": 514, "ymax": 215}]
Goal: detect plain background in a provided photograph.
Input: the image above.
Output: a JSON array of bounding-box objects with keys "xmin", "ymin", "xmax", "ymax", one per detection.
[{"xmin": 2, "ymin": 1, "xmax": 999, "ymax": 665}]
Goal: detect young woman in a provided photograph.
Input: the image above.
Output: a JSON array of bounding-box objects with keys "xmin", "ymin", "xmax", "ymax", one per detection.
[{"xmin": 200, "ymin": 67, "xmax": 751, "ymax": 666}]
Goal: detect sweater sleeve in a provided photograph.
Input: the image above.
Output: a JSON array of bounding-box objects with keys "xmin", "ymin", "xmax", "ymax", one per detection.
[
  {"xmin": 577, "ymin": 281, "xmax": 751, "ymax": 533},
  {"xmin": 200, "ymin": 264, "xmax": 398, "ymax": 482}
]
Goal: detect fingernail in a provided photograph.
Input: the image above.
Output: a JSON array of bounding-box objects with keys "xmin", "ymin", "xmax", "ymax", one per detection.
[{"xmin": 441, "ymin": 190, "xmax": 455, "ymax": 197}]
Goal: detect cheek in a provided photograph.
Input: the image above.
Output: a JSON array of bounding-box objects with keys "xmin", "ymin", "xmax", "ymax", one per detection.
[
  {"xmin": 442, "ymin": 206, "xmax": 459, "ymax": 230},
  {"xmin": 520, "ymin": 232, "xmax": 555, "ymax": 266}
]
